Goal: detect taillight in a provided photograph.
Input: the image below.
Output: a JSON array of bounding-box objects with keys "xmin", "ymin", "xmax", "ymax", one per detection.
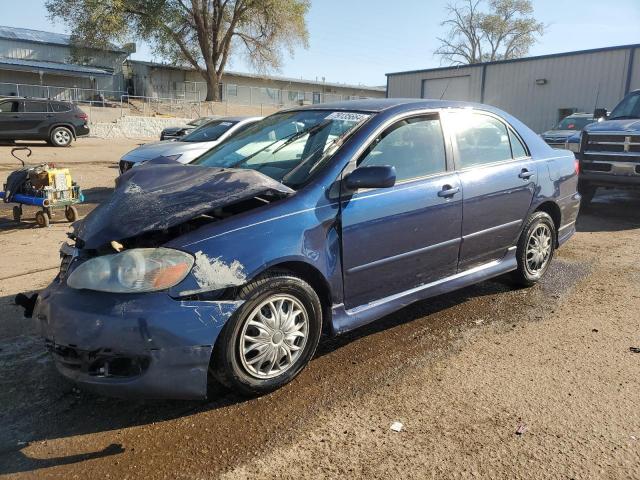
[
  {"xmin": 575, "ymin": 158, "xmax": 580, "ymax": 175},
  {"xmin": 75, "ymin": 112, "xmax": 88, "ymax": 120}
]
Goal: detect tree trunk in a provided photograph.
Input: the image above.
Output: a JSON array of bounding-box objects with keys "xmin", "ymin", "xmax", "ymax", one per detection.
[{"xmin": 204, "ymin": 70, "xmax": 220, "ymax": 102}]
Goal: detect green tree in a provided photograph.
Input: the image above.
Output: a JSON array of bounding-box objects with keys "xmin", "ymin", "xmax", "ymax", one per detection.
[
  {"xmin": 435, "ymin": 0, "xmax": 544, "ymax": 65},
  {"xmin": 46, "ymin": 0, "xmax": 310, "ymax": 101}
]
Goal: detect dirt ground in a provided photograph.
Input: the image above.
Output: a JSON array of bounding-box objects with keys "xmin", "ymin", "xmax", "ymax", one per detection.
[{"xmin": 1, "ymin": 138, "xmax": 639, "ymax": 479}]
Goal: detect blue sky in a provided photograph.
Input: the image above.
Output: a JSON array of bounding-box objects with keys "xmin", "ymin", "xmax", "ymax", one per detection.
[{"xmin": 3, "ymin": 0, "xmax": 639, "ymax": 86}]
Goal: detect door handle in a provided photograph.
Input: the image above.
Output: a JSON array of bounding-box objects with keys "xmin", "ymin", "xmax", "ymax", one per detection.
[
  {"xmin": 437, "ymin": 185, "xmax": 460, "ymax": 197},
  {"xmin": 518, "ymin": 169, "xmax": 535, "ymax": 179}
]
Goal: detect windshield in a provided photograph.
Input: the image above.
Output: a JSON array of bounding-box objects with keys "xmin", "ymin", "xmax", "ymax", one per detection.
[
  {"xmin": 192, "ymin": 110, "xmax": 371, "ymax": 188},
  {"xmin": 556, "ymin": 116, "xmax": 594, "ymax": 130},
  {"xmin": 609, "ymin": 92, "xmax": 640, "ymax": 120},
  {"xmin": 181, "ymin": 120, "xmax": 237, "ymax": 142}
]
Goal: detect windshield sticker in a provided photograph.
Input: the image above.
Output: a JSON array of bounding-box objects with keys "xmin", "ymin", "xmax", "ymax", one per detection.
[
  {"xmin": 325, "ymin": 112, "xmax": 371, "ymax": 123},
  {"xmin": 219, "ymin": 122, "xmax": 233, "ymax": 126}
]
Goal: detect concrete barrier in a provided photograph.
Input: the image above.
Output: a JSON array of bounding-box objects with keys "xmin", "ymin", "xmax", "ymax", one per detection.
[{"xmin": 89, "ymin": 116, "xmax": 191, "ymax": 139}]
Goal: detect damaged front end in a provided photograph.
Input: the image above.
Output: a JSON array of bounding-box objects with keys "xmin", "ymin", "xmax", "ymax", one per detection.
[{"xmin": 34, "ymin": 163, "xmax": 294, "ymax": 399}]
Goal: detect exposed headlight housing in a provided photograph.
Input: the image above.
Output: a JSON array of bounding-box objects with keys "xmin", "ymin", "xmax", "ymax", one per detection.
[{"xmin": 67, "ymin": 248, "xmax": 194, "ymax": 293}]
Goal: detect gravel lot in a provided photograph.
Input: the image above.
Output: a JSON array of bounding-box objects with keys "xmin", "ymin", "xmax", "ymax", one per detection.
[{"xmin": 1, "ymin": 139, "xmax": 639, "ymax": 479}]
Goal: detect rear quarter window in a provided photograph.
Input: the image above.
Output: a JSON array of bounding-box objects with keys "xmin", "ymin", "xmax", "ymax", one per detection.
[{"xmin": 50, "ymin": 102, "xmax": 72, "ymax": 112}]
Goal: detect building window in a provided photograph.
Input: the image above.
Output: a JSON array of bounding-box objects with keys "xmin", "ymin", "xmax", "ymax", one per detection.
[
  {"xmin": 227, "ymin": 84, "xmax": 238, "ymax": 97},
  {"xmin": 288, "ymin": 90, "xmax": 301, "ymax": 102}
]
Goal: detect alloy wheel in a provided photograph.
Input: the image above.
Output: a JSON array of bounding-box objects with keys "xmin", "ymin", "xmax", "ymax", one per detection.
[{"xmin": 526, "ymin": 223, "xmax": 552, "ymax": 274}]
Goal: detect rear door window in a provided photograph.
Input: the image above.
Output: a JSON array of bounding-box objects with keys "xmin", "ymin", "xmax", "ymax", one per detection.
[
  {"xmin": 451, "ymin": 112, "xmax": 513, "ymax": 168},
  {"xmin": 358, "ymin": 115, "xmax": 447, "ymax": 182},
  {"xmin": 23, "ymin": 101, "xmax": 48, "ymax": 113}
]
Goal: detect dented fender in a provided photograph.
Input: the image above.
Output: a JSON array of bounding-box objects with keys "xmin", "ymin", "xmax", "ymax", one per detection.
[{"xmin": 166, "ymin": 192, "xmax": 344, "ymax": 305}]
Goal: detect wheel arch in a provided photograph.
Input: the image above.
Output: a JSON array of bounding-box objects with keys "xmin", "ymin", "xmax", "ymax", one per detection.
[
  {"xmin": 49, "ymin": 123, "xmax": 77, "ymax": 140},
  {"xmin": 534, "ymin": 201, "xmax": 561, "ymax": 246},
  {"xmin": 253, "ymin": 260, "xmax": 333, "ymax": 335}
]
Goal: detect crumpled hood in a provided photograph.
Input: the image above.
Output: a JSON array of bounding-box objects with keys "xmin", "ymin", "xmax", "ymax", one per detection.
[
  {"xmin": 585, "ymin": 118, "xmax": 640, "ymax": 133},
  {"xmin": 75, "ymin": 164, "xmax": 294, "ymax": 249},
  {"xmin": 122, "ymin": 140, "xmax": 215, "ymax": 163}
]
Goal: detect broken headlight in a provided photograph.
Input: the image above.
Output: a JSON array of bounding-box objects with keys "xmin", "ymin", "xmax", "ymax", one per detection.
[{"xmin": 67, "ymin": 248, "xmax": 194, "ymax": 293}]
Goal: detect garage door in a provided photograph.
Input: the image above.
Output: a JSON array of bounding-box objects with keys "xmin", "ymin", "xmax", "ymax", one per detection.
[{"xmin": 422, "ymin": 76, "xmax": 471, "ymax": 101}]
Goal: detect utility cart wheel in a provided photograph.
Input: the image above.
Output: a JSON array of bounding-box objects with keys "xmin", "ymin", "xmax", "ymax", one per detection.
[
  {"xmin": 35, "ymin": 211, "xmax": 50, "ymax": 228},
  {"xmin": 65, "ymin": 205, "xmax": 78, "ymax": 222},
  {"xmin": 12, "ymin": 205, "xmax": 22, "ymax": 222}
]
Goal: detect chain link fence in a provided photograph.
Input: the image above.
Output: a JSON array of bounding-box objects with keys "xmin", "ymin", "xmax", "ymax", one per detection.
[{"xmin": 1, "ymin": 81, "xmax": 379, "ymax": 122}]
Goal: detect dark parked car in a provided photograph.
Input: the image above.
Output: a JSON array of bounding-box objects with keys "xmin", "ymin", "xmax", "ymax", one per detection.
[
  {"xmin": 0, "ymin": 97, "xmax": 89, "ymax": 147},
  {"xmin": 540, "ymin": 113, "xmax": 597, "ymax": 148},
  {"xmin": 33, "ymin": 99, "xmax": 580, "ymax": 399},
  {"xmin": 160, "ymin": 116, "xmax": 218, "ymax": 141}
]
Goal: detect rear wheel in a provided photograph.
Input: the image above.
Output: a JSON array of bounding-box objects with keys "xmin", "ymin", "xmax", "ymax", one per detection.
[
  {"xmin": 50, "ymin": 127, "xmax": 73, "ymax": 147},
  {"xmin": 511, "ymin": 211, "xmax": 556, "ymax": 287},
  {"xmin": 35, "ymin": 210, "xmax": 50, "ymax": 228},
  {"xmin": 65, "ymin": 205, "xmax": 78, "ymax": 222},
  {"xmin": 211, "ymin": 272, "xmax": 323, "ymax": 396}
]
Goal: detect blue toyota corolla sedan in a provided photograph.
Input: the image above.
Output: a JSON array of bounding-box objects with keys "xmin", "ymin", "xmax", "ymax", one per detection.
[{"xmin": 33, "ymin": 99, "xmax": 580, "ymax": 399}]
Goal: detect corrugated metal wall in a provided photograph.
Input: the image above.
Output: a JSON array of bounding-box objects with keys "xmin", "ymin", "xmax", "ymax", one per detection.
[{"xmin": 387, "ymin": 46, "xmax": 640, "ymax": 133}]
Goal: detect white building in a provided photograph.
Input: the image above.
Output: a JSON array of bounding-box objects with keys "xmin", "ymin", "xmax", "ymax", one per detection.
[{"xmin": 386, "ymin": 44, "xmax": 640, "ymax": 133}]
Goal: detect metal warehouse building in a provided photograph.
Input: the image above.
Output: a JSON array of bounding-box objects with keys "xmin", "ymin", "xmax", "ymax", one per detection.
[
  {"xmin": 386, "ymin": 44, "xmax": 640, "ymax": 133},
  {"xmin": 125, "ymin": 60, "xmax": 385, "ymax": 106},
  {"xmin": 0, "ymin": 25, "xmax": 129, "ymax": 96}
]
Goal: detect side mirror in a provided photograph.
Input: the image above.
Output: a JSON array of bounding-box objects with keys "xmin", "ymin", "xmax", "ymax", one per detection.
[
  {"xmin": 593, "ymin": 108, "xmax": 608, "ymax": 120},
  {"xmin": 344, "ymin": 165, "xmax": 396, "ymax": 190}
]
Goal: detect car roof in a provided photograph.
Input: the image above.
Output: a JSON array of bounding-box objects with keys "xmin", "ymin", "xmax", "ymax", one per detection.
[{"xmin": 281, "ymin": 98, "xmax": 510, "ymax": 114}]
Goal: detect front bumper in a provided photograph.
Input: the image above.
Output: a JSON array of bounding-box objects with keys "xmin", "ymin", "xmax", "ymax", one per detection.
[{"xmin": 34, "ymin": 281, "xmax": 242, "ymax": 399}]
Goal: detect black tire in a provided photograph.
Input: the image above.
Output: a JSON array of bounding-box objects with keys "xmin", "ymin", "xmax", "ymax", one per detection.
[
  {"xmin": 211, "ymin": 271, "xmax": 323, "ymax": 396},
  {"xmin": 65, "ymin": 205, "xmax": 78, "ymax": 222},
  {"xmin": 511, "ymin": 211, "xmax": 556, "ymax": 287},
  {"xmin": 35, "ymin": 211, "xmax": 50, "ymax": 228},
  {"xmin": 578, "ymin": 183, "xmax": 596, "ymax": 207},
  {"xmin": 12, "ymin": 206, "xmax": 21, "ymax": 222},
  {"xmin": 50, "ymin": 127, "xmax": 73, "ymax": 147}
]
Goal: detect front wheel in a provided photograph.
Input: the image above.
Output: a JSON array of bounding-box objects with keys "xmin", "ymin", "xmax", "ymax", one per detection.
[
  {"xmin": 511, "ymin": 211, "xmax": 556, "ymax": 287},
  {"xmin": 50, "ymin": 127, "xmax": 73, "ymax": 147},
  {"xmin": 211, "ymin": 272, "xmax": 323, "ymax": 396}
]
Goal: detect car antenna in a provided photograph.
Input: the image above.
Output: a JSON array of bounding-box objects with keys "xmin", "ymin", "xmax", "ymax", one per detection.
[
  {"xmin": 593, "ymin": 81, "xmax": 601, "ymax": 114},
  {"xmin": 439, "ymin": 64, "xmax": 461, "ymax": 100}
]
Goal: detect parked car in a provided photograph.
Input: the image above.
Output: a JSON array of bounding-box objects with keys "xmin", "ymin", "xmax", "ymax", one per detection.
[
  {"xmin": 0, "ymin": 97, "xmax": 89, "ymax": 147},
  {"xmin": 540, "ymin": 113, "xmax": 597, "ymax": 148},
  {"xmin": 160, "ymin": 116, "xmax": 219, "ymax": 141},
  {"xmin": 33, "ymin": 99, "xmax": 579, "ymax": 399},
  {"xmin": 119, "ymin": 116, "xmax": 262, "ymax": 173},
  {"xmin": 567, "ymin": 89, "xmax": 640, "ymax": 204}
]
